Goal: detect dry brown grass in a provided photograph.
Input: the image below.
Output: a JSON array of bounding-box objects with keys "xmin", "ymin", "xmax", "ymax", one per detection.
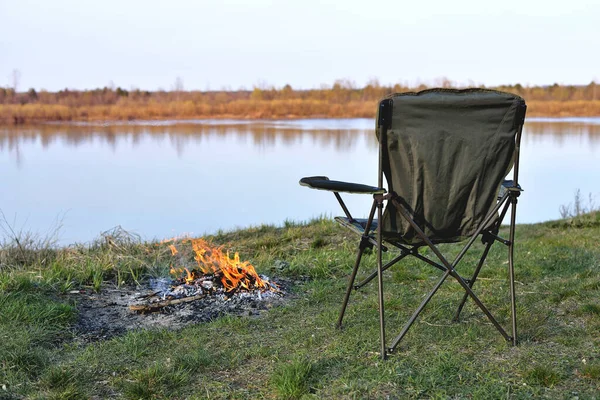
[
  {"xmin": 2, "ymin": 82, "xmax": 599, "ymax": 124},
  {"xmin": 527, "ymin": 100, "xmax": 600, "ymax": 117},
  {"xmin": 2, "ymin": 99, "xmax": 599, "ymax": 123},
  {"xmin": 0, "ymin": 99, "xmax": 376, "ymax": 123}
]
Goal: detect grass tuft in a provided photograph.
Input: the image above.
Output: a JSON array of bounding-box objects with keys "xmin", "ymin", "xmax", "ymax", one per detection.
[
  {"xmin": 310, "ymin": 236, "xmax": 327, "ymax": 249},
  {"xmin": 525, "ymin": 365, "xmax": 561, "ymax": 387},
  {"xmin": 172, "ymin": 347, "xmax": 214, "ymax": 373},
  {"xmin": 271, "ymin": 358, "xmax": 314, "ymax": 400},
  {"xmin": 122, "ymin": 363, "xmax": 189, "ymax": 400},
  {"xmin": 580, "ymin": 303, "xmax": 600, "ymax": 316},
  {"xmin": 40, "ymin": 366, "xmax": 75, "ymax": 390},
  {"xmin": 46, "ymin": 385, "xmax": 86, "ymax": 400},
  {"xmin": 581, "ymin": 363, "xmax": 600, "ymax": 380}
]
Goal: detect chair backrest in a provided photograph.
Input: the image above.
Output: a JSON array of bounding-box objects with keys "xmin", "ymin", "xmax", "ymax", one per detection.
[{"xmin": 377, "ymin": 88, "xmax": 526, "ymax": 243}]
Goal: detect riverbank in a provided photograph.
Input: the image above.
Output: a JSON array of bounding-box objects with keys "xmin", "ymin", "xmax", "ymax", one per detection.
[
  {"xmin": 1, "ymin": 213, "xmax": 599, "ymax": 398},
  {"xmin": 2, "ymin": 99, "xmax": 600, "ymax": 124}
]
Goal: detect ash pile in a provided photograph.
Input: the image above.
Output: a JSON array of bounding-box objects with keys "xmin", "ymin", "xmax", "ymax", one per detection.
[
  {"xmin": 72, "ymin": 237, "xmax": 286, "ymax": 342},
  {"xmin": 129, "ymin": 237, "xmax": 282, "ymax": 315},
  {"xmin": 129, "ymin": 273, "xmax": 281, "ymax": 314}
]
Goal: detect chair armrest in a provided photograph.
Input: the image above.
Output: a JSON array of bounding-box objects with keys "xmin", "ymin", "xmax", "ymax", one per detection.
[
  {"xmin": 299, "ymin": 176, "xmax": 386, "ymax": 194},
  {"xmin": 498, "ymin": 180, "xmax": 523, "ymax": 199}
]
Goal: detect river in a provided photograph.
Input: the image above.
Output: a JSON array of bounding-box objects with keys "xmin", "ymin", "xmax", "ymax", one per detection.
[{"xmin": 1, "ymin": 118, "xmax": 599, "ymax": 245}]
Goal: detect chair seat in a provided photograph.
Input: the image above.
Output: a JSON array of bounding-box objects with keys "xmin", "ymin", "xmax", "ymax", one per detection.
[{"xmin": 334, "ymin": 217, "xmax": 378, "ymax": 236}]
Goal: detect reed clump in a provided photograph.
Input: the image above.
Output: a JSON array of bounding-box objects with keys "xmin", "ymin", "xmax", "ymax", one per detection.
[{"xmin": 1, "ymin": 81, "xmax": 599, "ymax": 124}]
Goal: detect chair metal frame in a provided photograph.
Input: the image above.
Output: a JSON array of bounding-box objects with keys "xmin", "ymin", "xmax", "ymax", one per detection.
[{"xmin": 304, "ymin": 96, "xmax": 527, "ymax": 359}]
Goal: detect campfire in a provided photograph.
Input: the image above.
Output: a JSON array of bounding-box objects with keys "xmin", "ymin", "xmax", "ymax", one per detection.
[{"xmin": 130, "ymin": 238, "xmax": 279, "ymax": 313}]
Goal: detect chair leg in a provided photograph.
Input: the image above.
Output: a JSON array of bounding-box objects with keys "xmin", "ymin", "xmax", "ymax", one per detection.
[
  {"xmin": 508, "ymin": 197, "xmax": 518, "ymax": 345},
  {"xmin": 453, "ymin": 240, "xmax": 494, "ymax": 321},
  {"xmin": 337, "ymin": 200, "xmax": 379, "ymax": 329},
  {"xmin": 376, "ymin": 200, "xmax": 387, "ymax": 360},
  {"xmin": 337, "ymin": 244, "xmax": 366, "ymax": 329}
]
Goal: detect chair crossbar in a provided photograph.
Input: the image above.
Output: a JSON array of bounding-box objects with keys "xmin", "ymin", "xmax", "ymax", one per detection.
[
  {"xmin": 357, "ymin": 192, "xmax": 511, "ymax": 286},
  {"xmin": 453, "ymin": 239, "xmax": 494, "ymax": 321},
  {"xmin": 455, "ymin": 198, "xmax": 514, "ymax": 320},
  {"xmin": 356, "ymin": 246, "xmax": 463, "ymax": 290},
  {"xmin": 354, "ymin": 251, "xmax": 411, "ymax": 289},
  {"xmin": 385, "ymin": 193, "xmax": 514, "ymax": 353}
]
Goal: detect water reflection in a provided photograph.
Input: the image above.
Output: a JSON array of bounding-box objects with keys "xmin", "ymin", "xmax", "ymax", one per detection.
[
  {"xmin": 2, "ymin": 119, "xmax": 600, "ymax": 162},
  {"xmin": 524, "ymin": 119, "xmax": 600, "ymax": 148},
  {"xmin": 0, "ymin": 120, "xmax": 378, "ymax": 167}
]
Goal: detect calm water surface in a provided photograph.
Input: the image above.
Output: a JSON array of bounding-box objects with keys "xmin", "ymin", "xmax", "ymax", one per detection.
[{"xmin": 1, "ymin": 118, "xmax": 599, "ymax": 245}]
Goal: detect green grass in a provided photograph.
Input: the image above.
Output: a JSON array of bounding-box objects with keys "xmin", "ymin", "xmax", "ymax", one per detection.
[
  {"xmin": 271, "ymin": 358, "xmax": 314, "ymax": 399},
  {"xmin": 1, "ymin": 213, "xmax": 600, "ymax": 398}
]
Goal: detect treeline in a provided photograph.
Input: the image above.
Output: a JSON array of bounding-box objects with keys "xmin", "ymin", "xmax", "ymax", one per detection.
[{"xmin": 1, "ymin": 80, "xmax": 599, "ymax": 124}]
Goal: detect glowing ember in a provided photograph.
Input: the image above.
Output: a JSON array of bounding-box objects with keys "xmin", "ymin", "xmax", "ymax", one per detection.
[{"xmin": 165, "ymin": 238, "xmax": 275, "ymax": 293}]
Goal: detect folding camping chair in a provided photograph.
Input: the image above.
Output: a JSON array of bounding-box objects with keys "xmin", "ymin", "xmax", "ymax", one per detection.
[{"xmin": 300, "ymin": 88, "xmax": 527, "ymax": 359}]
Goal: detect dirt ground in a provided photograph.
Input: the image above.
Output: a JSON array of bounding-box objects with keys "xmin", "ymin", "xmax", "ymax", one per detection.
[{"xmin": 66, "ymin": 279, "xmax": 292, "ymax": 342}]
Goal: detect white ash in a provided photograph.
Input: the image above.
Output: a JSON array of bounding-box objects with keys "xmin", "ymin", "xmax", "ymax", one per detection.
[
  {"xmin": 148, "ymin": 275, "xmax": 280, "ymax": 302},
  {"xmin": 70, "ymin": 276, "xmax": 290, "ymax": 343}
]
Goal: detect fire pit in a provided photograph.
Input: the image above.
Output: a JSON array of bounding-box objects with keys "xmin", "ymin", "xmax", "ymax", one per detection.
[
  {"xmin": 129, "ymin": 238, "xmax": 280, "ymax": 313},
  {"xmin": 72, "ymin": 238, "xmax": 285, "ymax": 341}
]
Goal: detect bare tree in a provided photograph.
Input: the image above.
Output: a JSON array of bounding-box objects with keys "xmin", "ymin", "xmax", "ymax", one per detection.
[
  {"xmin": 173, "ymin": 76, "xmax": 184, "ymax": 100},
  {"xmin": 173, "ymin": 76, "xmax": 184, "ymax": 92},
  {"xmin": 11, "ymin": 69, "xmax": 21, "ymax": 92}
]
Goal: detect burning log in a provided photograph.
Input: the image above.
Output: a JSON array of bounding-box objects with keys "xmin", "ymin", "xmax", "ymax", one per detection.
[
  {"xmin": 129, "ymin": 238, "xmax": 279, "ymax": 313},
  {"xmin": 166, "ymin": 237, "xmax": 278, "ymax": 293},
  {"xmin": 129, "ymin": 293, "xmax": 207, "ymax": 313}
]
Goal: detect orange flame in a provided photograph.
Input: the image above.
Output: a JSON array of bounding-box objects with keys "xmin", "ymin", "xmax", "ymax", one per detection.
[{"xmin": 168, "ymin": 238, "xmax": 271, "ymax": 292}]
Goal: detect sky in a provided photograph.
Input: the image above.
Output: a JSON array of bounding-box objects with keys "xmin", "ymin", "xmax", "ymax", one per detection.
[{"xmin": 1, "ymin": 0, "xmax": 599, "ymax": 91}]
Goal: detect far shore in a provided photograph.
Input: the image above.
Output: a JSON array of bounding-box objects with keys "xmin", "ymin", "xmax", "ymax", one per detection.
[{"xmin": 2, "ymin": 100, "xmax": 600, "ymax": 125}]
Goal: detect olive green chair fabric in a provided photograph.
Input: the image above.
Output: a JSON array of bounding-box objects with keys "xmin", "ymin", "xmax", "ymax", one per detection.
[{"xmin": 379, "ymin": 89, "xmax": 525, "ymax": 244}]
